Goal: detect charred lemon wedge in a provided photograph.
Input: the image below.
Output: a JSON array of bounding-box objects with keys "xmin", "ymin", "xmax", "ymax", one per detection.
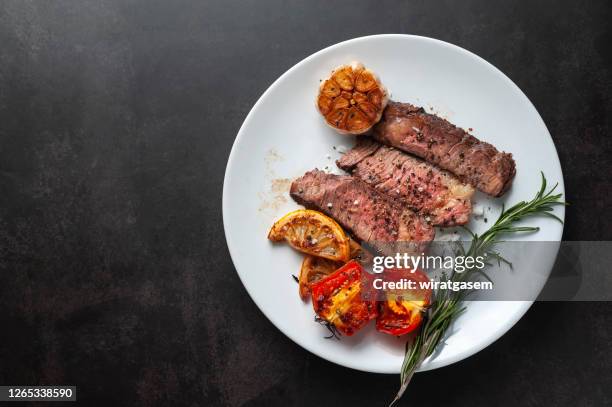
[
  {"xmin": 298, "ymin": 256, "xmax": 341, "ymax": 300},
  {"xmin": 298, "ymin": 238, "xmax": 371, "ymax": 300},
  {"xmin": 268, "ymin": 209, "xmax": 350, "ymax": 262},
  {"xmin": 316, "ymin": 62, "xmax": 388, "ymax": 135}
]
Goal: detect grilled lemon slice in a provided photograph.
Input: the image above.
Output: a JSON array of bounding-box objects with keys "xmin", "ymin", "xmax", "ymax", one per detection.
[
  {"xmin": 298, "ymin": 237, "xmax": 371, "ymax": 300},
  {"xmin": 298, "ymin": 256, "xmax": 341, "ymax": 300},
  {"xmin": 316, "ymin": 61, "xmax": 388, "ymax": 135},
  {"xmin": 268, "ymin": 209, "xmax": 350, "ymax": 262}
]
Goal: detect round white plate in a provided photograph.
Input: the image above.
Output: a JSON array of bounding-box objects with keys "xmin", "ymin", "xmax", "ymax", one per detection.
[{"xmin": 223, "ymin": 34, "xmax": 565, "ymax": 373}]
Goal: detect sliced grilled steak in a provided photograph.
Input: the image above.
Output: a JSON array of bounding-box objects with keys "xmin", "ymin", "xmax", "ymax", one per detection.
[
  {"xmin": 290, "ymin": 170, "xmax": 434, "ymax": 254},
  {"xmin": 337, "ymin": 138, "xmax": 474, "ymax": 226},
  {"xmin": 372, "ymin": 101, "xmax": 516, "ymax": 197},
  {"xmin": 335, "ymin": 137, "xmax": 381, "ymax": 168}
]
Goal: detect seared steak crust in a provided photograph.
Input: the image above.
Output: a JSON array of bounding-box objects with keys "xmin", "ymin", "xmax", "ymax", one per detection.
[
  {"xmin": 337, "ymin": 138, "xmax": 474, "ymax": 226},
  {"xmin": 290, "ymin": 170, "xmax": 434, "ymax": 252},
  {"xmin": 372, "ymin": 102, "xmax": 516, "ymax": 197}
]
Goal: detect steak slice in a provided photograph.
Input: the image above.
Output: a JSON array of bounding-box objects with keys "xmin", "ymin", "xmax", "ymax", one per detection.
[
  {"xmin": 290, "ymin": 170, "xmax": 434, "ymax": 254},
  {"xmin": 337, "ymin": 138, "xmax": 475, "ymax": 226},
  {"xmin": 372, "ymin": 101, "xmax": 516, "ymax": 197}
]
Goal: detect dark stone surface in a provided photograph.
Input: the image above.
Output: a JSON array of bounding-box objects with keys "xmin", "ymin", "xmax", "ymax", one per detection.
[{"xmin": 0, "ymin": 1, "xmax": 610, "ymax": 406}]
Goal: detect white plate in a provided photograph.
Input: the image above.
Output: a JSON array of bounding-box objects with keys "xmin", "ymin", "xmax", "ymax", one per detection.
[{"xmin": 222, "ymin": 35, "xmax": 565, "ymax": 373}]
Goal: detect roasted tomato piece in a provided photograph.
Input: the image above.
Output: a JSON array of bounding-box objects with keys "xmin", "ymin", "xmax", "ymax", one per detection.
[
  {"xmin": 376, "ymin": 269, "xmax": 431, "ymax": 336},
  {"xmin": 311, "ymin": 260, "xmax": 377, "ymax": 336}
]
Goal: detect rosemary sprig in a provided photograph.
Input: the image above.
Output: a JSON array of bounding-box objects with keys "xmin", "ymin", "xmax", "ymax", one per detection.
[
  {"xmin": 390, "ymin": 173, "xmax": 566, "ymax": 406},
  {"xmin": 315, "ymin": 315, "xmax": 342, "ymax": 340}
]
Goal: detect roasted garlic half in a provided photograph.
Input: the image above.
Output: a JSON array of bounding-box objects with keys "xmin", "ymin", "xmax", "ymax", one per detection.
[{"xmin": 316, "ymin": 62, "xmax": 388, "ymax": 135}]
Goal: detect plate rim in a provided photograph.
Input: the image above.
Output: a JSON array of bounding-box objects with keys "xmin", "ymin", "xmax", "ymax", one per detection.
[{"xmin": 222, "ymin": 34, "xmax": 565, "ymax": 374}]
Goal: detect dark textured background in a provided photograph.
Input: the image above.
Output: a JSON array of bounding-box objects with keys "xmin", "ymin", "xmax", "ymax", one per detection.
[{"xmin": 0, "ymin": 1, "xmax": 611, "ymax": 406}]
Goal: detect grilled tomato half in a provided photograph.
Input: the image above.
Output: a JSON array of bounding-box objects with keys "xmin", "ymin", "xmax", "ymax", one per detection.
[
  {"xmin": 268, "ymin": 209, "xmax": 350, "ymax": 262},
  {"xmin": 376, "ymin": 269, "xmax": 431, "ymax": 336},
  {"xmin": 316, "ymin": 61, "xmax": 388, "ymax": 135},
  {"xmin": 311, "ymin": 260, "xmax": 377, "ymax": 336}
]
